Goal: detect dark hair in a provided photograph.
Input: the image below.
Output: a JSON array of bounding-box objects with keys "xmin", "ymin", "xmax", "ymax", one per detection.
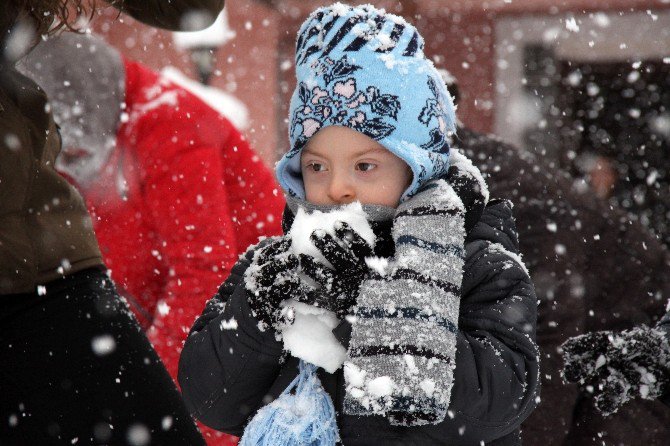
[{"xmin": 7, "ymin": 0, "xmax": 113, "ymax": 35}]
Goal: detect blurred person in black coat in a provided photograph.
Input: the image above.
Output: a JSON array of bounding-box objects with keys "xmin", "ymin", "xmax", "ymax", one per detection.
[
  {"xmin": 443, "ymin": 72, "xmax": 670, "ymax": 445},
  {"xmin": 1, "ymin": 1, "xmax": 223, "ymax": 444}
]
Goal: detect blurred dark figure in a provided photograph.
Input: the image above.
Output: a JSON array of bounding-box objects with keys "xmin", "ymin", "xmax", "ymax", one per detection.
[
  {"xmin": 562, "ymin": 60, "xmax": 670, "ymax": 249},
  {"xmin": 443, "ymin": 72, "xmax": 670, "ymax": 445},
  {"xmin": 1, "ymin": 1, "xmax": 224, "ymax": 444}
]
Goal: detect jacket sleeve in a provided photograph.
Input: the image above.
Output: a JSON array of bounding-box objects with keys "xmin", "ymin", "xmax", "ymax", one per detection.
[
  {"xmin": 128, "ymin": 78, "xmax": 240, "ymax": 380},
  {"xmin": 418, "ymin": 200, "xmax": 540, "ymax": 444},
  {"xmin": 112, "ymin": 0, "xmax": 225, "ymax": 31},
  {"xmin": 178, "ymin": 244, "xmax": 285, "ymax": 435}
]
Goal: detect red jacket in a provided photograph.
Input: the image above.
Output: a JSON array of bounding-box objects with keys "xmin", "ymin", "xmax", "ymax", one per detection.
[{"xmin": 71, "ymin": 59, "xmax": 284, "ymax": 444}]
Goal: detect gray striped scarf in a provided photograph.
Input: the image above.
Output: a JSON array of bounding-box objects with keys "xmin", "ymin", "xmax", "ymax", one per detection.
[{"xmin": 343, "ymin": 179, "xmax": 467, "ymax": 426}]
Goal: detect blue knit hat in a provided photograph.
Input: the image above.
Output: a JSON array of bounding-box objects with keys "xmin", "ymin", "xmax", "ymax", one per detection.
[{"xmin": 276, "ymin": 3, "xmax": 456, "ymax": 201}]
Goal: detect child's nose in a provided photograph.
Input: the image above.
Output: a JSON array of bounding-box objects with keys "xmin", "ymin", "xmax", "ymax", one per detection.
[{"xmin": 327, "ymin": 172, "xmax": 356, "ymax": 204}]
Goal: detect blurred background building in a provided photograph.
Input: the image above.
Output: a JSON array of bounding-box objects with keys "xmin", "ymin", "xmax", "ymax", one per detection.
[{"xmin": 93, "ymin": 0, "xmax": 670, "ymax": 243}]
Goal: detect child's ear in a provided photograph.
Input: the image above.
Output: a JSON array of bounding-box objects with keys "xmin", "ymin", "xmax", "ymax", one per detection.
[{"xmin": 404, "ymin": 165, "xmax": 413, "ymax": 188}]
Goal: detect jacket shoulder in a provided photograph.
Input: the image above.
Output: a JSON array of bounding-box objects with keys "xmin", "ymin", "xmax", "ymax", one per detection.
[{"xmin": 466, "ymin": 199, "xmax": 519, "ymax": 253}]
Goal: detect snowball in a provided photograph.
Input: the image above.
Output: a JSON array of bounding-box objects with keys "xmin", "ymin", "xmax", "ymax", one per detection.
[
  {"xmin": 279, "ymin": 300, "xmax": 347, "ymax": 373},
  {"xmin": 288, "ymin": 202, "xmax": 375, "ymax": 266}
]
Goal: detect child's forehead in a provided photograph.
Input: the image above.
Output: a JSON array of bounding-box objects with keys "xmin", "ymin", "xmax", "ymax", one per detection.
[
  {"xmin": 302, "ymin": 145, "xmax": 388, "ymax": 159},
  {"xmin": 302, "ymin": 127, "xmax": 388, "ymax": 158}
]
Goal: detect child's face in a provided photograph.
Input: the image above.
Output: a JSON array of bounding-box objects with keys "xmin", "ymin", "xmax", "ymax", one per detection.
[{"xmin": 301, "ymin": 126, "xmax": 412, "ymax": 207}]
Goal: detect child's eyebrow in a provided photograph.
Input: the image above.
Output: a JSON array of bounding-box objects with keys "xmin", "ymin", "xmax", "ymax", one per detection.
[
  {"xmin": 302, "ymin": 147, "xmax": 387, "ymax": 158},
  {"xmin": 301, "ymin": 148, "xmax": 323, "ymax": 157},
  {"xmin": 350, "ymin": 147, "xmax": 388, "ymax": 158}
]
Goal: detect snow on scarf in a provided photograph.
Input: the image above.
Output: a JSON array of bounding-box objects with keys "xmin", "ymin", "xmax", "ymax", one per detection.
[{"xmin": 343, "ymin": 178, "xmax": 467, "ymax": 426}]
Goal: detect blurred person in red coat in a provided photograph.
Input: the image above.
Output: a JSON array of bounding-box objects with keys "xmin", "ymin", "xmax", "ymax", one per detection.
[{"xmin": 19, "ymin": 32, "xmax": 285, "ymax": 445}]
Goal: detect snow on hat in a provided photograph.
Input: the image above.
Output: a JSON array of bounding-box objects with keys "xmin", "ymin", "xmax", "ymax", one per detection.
[{"xmin": 276, "ymin": 2, "xmax": 456, "ymax": 201}]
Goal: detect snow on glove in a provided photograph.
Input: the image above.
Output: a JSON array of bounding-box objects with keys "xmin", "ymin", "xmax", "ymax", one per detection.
[
  {"xmin": 562, "ymin": 325, "xmax": 670, "ymax": 416},
  {"xmin": 344, "ymin": 179, "xmax": 466, "ymax": 426},
  {"xmin": 244, "ymin": 236, "xmax": 316, "ymax": 331},
  {"xmin": 299, "ymin": 222, "xmax": 375, "ymax": 318}
]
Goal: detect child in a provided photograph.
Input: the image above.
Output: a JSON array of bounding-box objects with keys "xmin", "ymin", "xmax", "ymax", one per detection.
[{"xmin": 179, "ymin": 4, "xmax": 539, "ymax": 445}]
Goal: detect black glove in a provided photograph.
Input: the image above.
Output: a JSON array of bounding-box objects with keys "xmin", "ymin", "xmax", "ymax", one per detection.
[
  {"xmin": 298, "ymin": 222, "xmax": 374, "ymax": 318},
  {"xmin": 244, "ymin": 236, "xmax": 315, "ymax": 330},
  {"xmin": 562, "ymin": 325, "xmax": 670, "ymax": 416}
]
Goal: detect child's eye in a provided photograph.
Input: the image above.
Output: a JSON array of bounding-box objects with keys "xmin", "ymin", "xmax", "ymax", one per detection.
[
  {"xmin": 306, "ymin": 162, "xmax": 326, "ymax": 172},
  {"xmin": 356, "ymin": 162, "xmax": 377, "ymax": 172}
]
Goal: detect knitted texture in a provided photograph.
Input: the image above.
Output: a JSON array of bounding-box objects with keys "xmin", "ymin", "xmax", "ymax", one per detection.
[
  {"xmin": 562, "ymin": 325, "xmax": 670, "ymax": 416},
  {"xmin": 240, "ymin": 360, "xmax": 340, "ymax": 446},
  {"xmin": 276, "ymin": 3, "xmax": 456, "ymax": 201},
  {"xmin": 344, "ymin": 179, "xmax": 465, "ymax": 425}
]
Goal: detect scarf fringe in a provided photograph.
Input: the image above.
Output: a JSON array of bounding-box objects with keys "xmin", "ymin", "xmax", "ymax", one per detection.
[{"xmin": 240, "ymin": 360, "xmax": 340, "ymax": 446}]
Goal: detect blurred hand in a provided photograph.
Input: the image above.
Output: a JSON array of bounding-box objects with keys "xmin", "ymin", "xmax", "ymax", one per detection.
[{"xmin": 561, "ymin": 326, "xmax": 670, "ymax": 416}]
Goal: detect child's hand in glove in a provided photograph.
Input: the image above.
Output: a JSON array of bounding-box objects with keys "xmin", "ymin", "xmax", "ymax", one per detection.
[
  {"xmin": 561, "ymin": 325, "xmax": 670, "ymax": 416},
  {"xmin": 244, "ymin": 236, "xmax": 316, "ymax": 330},
  {"xmin": 298, "ymin": 222, "xmax": 375, "ymax": 318}
]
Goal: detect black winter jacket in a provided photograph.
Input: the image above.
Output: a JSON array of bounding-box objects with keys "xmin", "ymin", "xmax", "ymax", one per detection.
[{"xmin": 178, "ymin": 200, "xmax": 539, "ymax": 445}]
